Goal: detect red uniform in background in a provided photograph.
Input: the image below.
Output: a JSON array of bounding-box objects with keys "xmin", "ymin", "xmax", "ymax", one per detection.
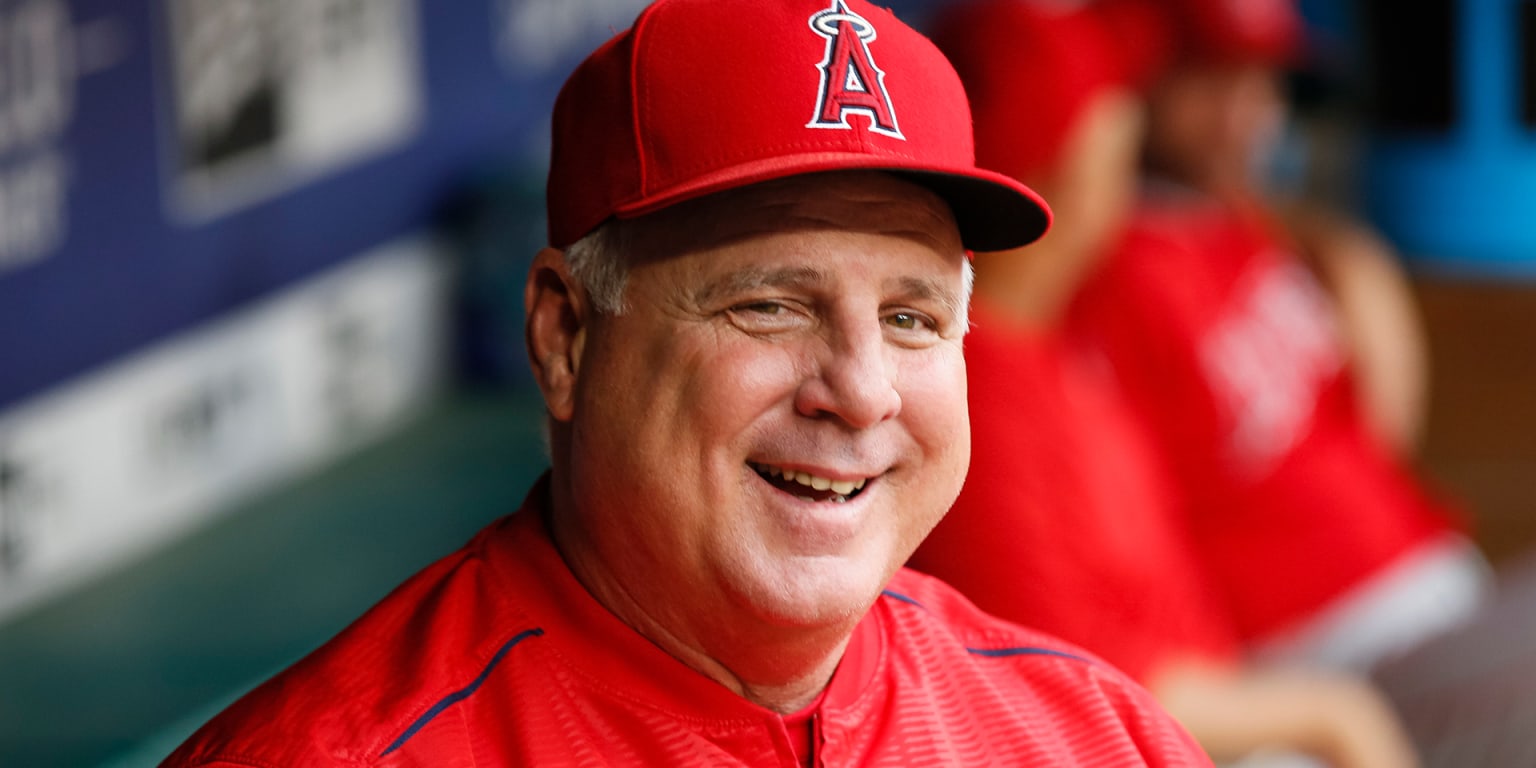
[
  {"xmin": 911, "ymin": 300, "xmax": 1239, "ymax": 683},
  {"xmin": 1067, "ymin": 187, "xmax": 1460, "ymax": 644},
  {"xmin": 162, "ymin": 478, "xmax": 1212, "ymax": 768}
]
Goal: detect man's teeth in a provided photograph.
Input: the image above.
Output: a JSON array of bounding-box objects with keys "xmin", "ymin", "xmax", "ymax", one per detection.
[
  {"xmin": 754, "ymin": 464, "xmax": 868, "ymax": 496},
  {"xmin": 828, "ymin": 478, "xmax": 861, "ymax": 495}
]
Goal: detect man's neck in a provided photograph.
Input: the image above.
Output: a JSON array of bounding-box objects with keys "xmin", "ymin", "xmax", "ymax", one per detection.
[{"xmin": 707, "ymin": 631, "xmax": 851, "ymax": 713}]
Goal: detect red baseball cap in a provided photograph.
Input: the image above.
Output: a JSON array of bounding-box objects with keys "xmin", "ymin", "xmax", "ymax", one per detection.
[
  {"xmin": 545, "ymin": 0, "xmax": 1052, "ymax": 252},
  {"xmin": 1171, "ymin": 0, "xmax": 1303, "ymax": 66},
  {"xmin": 929, "ymin": 1, "xmax": 1130, "ymax": 184},
  {"xmin": 1096, "ymin": 0, "xmax": 1181, "ymax": 86}
]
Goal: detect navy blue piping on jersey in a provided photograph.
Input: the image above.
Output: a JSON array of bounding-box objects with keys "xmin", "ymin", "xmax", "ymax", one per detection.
[
  {"xmin": 880, "ymin": 590, "xmax": 1087, "ymax": 663},
  {"xmin": 380, "ymin": 627, "xmax": 547, "ymax": 757},
  {"xmin": 966, "ymin": 646, "xmax": 1088, "ymax": 663}
]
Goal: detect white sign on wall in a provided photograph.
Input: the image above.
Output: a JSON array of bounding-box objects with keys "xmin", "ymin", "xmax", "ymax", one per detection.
[{"xmin": 163, "ymin": 0, "xmax": 423, "ymax": 220}]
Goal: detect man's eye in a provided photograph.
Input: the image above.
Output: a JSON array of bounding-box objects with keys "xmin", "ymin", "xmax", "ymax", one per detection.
[
  {"xmin": 725, "ymin": 300, "xmax": 806, "ymax": 334},
  {"xmin": 739, "ymin": 302, "xmax": 783, "ymax": 315},
  {"xmin": 886, "ymin": 312, "xmax": 926, "ymax": 331}
]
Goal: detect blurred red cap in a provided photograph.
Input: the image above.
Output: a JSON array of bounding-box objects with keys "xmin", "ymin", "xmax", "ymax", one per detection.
[
  {"xmin": 929, "ymin": 1, "xmax": 1132, "ymax": 183},
  {"xmin": 1169, "ymin": 0, "xmax": 1303, "ymax": 66}
]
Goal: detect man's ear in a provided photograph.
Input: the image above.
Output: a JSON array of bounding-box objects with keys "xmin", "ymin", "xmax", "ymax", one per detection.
[{"xmin": 525, "ymin": 248, "xmax": 590, "ymax": 422}]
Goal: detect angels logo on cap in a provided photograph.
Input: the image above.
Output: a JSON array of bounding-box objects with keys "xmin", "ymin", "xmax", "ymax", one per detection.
[{"xmin": 807, "ymin": 0, "xmax": 903, "ymax": 140}]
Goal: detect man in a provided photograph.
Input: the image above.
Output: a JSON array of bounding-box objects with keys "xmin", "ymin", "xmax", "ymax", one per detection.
[
  {"xmin": 161, "ymin": 1, "xmax": 1210, "ymax": 765},
  {"xmin": 1068, "ymin": 0, "xmax": 1488, "ymax": 673}
]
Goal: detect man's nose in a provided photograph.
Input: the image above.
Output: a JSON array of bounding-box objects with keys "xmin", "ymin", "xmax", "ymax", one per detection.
[{"xmin": 794, "ymin": 317, "xmax": 902, "ymax": 429}]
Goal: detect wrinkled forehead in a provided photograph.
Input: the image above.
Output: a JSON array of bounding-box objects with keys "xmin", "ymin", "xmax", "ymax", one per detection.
[{"xmin": 620, "ymin": 171, "xmax": 965, "ymax": 265}]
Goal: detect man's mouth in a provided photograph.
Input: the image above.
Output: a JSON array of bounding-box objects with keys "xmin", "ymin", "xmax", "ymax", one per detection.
[{"xmin": 750, "ymin": 462, "xmax": 869, "ymax": 503}]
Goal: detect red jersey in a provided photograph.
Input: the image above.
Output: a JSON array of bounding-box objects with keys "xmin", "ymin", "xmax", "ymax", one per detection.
[
  {"xmin": 911, "ymin": 301, "xmax": 1237, "ymax": 683},
  {"xmin": 1067, "ymin": 188, "xmax": 1457, "ymax": 641},
  {"xmin": 162, "ymin": 476, "xmax": 1212, "ymax": 767}
]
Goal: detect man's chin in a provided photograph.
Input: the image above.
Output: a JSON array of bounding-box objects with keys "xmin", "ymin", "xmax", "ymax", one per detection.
[{"xmin": 735, "ymin": 561, "xmax": 889, "ymax": 628}]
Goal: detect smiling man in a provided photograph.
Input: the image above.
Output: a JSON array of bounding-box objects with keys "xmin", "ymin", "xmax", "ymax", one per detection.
[{"xmin": 161, "ymin": 1, "xmax": 1211, "ymax": 766}]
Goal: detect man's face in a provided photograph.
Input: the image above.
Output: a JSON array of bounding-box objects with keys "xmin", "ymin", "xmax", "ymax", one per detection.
[
  {"xmin": 1146, "ymin": 63, "xmax": 1284, "ymax": 194},
  {"xmin": 548, "ymin": 172, "xmax": 970, "ymax": 652}
]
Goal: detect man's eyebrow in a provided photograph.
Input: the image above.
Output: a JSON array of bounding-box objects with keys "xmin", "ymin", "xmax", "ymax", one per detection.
[
  {"xmin": 693, "ymin": 266, "xmax": 825, "ymax": 306},
  {"xmin": 891, "ymin": 275, "xmax": 965, "ymax": 320}
]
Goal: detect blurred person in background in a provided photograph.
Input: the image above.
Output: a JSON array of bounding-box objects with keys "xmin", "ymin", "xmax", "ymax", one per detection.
[
  {"xmin": 1131, "ymin": 0, "xmax": 1428, "ymax": 455},
  {"xmin": 909, "ymin": 2, "xmax": 1417, "ymax": 766},
  {"xmin": 1066, "ymin": 0, "xmax": 1492, "ymax": 676},
  {"xmin": 158, "ymin": 1, "xmax": 1214, "ymax": 765}
]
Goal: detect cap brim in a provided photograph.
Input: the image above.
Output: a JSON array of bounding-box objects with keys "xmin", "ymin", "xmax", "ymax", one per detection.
[
  {"xmin": 894, "ymin": 169, "xmax": 1052, "ymax": 252},
  {"xmin": 611, "ymin": 154, "xmax": 1052, "ymax": 253}
]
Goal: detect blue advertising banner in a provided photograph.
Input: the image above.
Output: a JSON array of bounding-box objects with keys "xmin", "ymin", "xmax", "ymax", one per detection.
[
  {"xmin": 0, "ymin": 0, "xmax": 682, "ymax": 412},
  {"xmin": 0, "ymin": 0, "xmax": 660, "ymax": 618}
]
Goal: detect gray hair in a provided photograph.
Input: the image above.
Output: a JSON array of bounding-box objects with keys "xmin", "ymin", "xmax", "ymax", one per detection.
[
  {"xmin": 563, "ymin": 221, "xmax": 631, "ymax": 315},
  {"xmin": 961, "ymin": 257, "xmax": 975, "ymax": 317}
]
